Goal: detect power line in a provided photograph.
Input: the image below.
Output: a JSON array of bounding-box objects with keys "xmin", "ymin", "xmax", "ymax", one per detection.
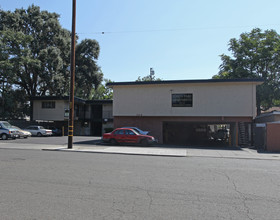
[{"xmin": 77, "ymin": 24, "xmax": 280, "ymax": 35}]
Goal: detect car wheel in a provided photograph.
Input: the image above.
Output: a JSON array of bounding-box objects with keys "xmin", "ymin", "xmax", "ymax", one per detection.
[
  {"xmin": 141, "ymin": 139, "xmax": 148, "ymax": 147},
  {"xmin": 1, "ymin": 134, "xmax": 8, "ymax": 140},
  {"xmin": 37, "ymin": 132, "xmax": 42, "ymax": 137},
  {"xmin": 110, "ymin": 138, "xmax": 118, "ymax": 145}
]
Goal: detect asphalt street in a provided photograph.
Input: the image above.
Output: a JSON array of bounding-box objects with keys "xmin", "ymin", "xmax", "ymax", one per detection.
[{"xmin": 0, "ymin": 148, "xmax": 279, "ymax": 220}]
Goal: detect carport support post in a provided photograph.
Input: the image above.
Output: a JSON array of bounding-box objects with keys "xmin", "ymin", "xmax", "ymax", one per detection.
[
  {"xmin": 230, "ymin": 122, "xmax": 238, "ymax": 147},
  {"xmin": 68, "ymin": 0, "xmax": 76, "ymax": 149}
]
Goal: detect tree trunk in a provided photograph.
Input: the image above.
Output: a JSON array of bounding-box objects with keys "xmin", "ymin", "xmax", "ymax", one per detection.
[{"xmin": 30, "ymin": 99, "xmax": 33, "ymax": 121}]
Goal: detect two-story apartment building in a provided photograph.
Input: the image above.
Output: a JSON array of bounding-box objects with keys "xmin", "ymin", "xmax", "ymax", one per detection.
[
  {"xmin": 107, "ymin": 78, "xmax": 263, "ymax": 146},
  {"xmin": 31, "ymin": 96, "xmax": 113, "ymax": 136}
]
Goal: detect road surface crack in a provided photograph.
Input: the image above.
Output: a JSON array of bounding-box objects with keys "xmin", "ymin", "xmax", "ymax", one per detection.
[{"xmin": 220, "ymin": 171, "xmax": 253, "ymax": 220}]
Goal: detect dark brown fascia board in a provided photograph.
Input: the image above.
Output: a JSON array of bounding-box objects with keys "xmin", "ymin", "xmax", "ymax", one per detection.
[
  {"xmin": 30, "ymin": 96, "xmax": 113, "ymax": 105},
  {"xmin": 106, "ymin": 78, "xmax": 264, "ymax": 87},
  {"xmin": 30, "ymin": 96, "xmax": 86, "ymax": 104},
  {"xmin": 85, "ymin": 100, "xmax": 113, "ymax": 104}
]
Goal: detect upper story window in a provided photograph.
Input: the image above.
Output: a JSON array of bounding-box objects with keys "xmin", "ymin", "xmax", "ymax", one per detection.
[
  {"xmin": 42, "ymin": 101, "xmax": 55, "ymax": 109},
  {"xmin": 172, "ymin": 93, "xmax": 193, "ymax": 107}
]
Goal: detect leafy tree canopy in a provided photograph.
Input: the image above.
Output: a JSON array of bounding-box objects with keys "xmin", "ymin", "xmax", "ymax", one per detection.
[
  {"xmin": 0, "ymin": 5, "xmax": 71, "ymax": 97},
  {"xmin": 213, "ymin": 28, "xmax": 280, "ymax": 115},
  {"xmin": 91, "ymin": 79, "xmax": 113, "ymax": 100},
  {"xmin": 0, "ymin": 5, "xmax": 103, "ymax": 119},
  {"xmin": 0, "ymin": 83, "xmax": 29, "ymax": 119},
  {"xmin": 75, "ymin": 39, "xmax": 103, "ymax": 99}
]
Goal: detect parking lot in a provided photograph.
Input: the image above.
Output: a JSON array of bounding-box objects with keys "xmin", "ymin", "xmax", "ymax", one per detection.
[{"xmin": 0, "ymin": 136, "xmax": 102, "ymax": 146}]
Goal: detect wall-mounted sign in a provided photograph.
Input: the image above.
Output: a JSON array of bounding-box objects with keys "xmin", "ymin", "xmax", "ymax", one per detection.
[{"xmin": 64, "ymin": 109, "xmax": 69, "ymax": 117}]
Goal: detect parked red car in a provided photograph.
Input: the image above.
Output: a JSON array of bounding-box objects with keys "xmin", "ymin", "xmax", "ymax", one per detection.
[{"xmin": 102, "ymin": 128, "xmax": 157, "ymax": 146}]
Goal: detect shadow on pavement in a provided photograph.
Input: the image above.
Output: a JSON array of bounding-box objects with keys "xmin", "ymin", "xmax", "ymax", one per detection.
[
  {"xmin": 74, "ymin": 139, "xmax": 103, "ymax": 145},
  {"xmin": 257, "ymin": 149, "xmax": 280, "ymax": 154},
  {"xmin": 156, "ymin": 145, "xmax": 242, "ymax": 151},
  {"xmin": 73, "ymin": 138, "xmax": 242, "ymax": 151}
]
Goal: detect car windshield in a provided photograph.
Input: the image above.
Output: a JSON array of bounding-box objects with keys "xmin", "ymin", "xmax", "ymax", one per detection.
[
  {"xmin": 2, "ymin": 122, "xmax": 12, "ymax": 129},
  {"xmin": 39, "ymin": 126, "xmax": 45, "ymax": 129},
  {"xmin": 131, "ymin": 129, "xmax": 139, "ymax": 135},
  {"xmin": 123, "ymin": 127, "xmax": 143, "ymax": 134},
  {"xmin": 132, "ymin": 128, "xmax": 140, "ymax": 132}
]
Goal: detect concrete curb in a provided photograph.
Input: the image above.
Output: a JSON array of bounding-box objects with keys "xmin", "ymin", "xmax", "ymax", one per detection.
[
  {"xmin": 42, "ymin": 146, "xmax": 280, "ymax": 160},
  {"xmin": 43, "ymin": 148, "xmax": 187, "ymax": 158}
]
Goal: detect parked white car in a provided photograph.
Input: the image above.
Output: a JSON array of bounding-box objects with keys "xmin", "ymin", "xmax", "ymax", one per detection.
[
  {"xmin": 24, "ymin": 126, "xmax": 52, "ymax": 137},
  {"xmin": 12, "ymin": 126, "xmax": 32, "ymax": 138}
]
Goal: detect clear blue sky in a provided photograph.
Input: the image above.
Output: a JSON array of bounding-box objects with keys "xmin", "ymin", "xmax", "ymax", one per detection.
[{"xmin": 1, "ymin": 0, "xmax": 280, "ymax": 82}]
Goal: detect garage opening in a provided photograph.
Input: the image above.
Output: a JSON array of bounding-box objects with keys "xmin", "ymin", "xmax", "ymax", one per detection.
[{"xmin": 163, "ymin": 122, "xmax": 230, "ymax": 146}]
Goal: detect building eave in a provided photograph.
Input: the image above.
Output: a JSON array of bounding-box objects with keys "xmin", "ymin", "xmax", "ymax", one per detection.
[
  {"xmin": 107, "ymin": 78, "xmax": 264, "ymax": 87},
  {"xmin": 30, "ymin": 96, "xmax": 86, "ymax": 104}
]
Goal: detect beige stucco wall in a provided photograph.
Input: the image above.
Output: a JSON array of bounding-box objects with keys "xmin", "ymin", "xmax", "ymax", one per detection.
[
  {"xmin": 112, "ymin": 82, "xmax": 258, "ymax": 118},
  {"xmin": 33, "ymin": 100, "xmax": 68, "ymax": 121}
]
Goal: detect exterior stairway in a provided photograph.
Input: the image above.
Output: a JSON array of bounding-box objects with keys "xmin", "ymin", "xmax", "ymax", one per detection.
[{"xmin": 238, "ymin": 122, "xmax": 251, "ymax": 146}]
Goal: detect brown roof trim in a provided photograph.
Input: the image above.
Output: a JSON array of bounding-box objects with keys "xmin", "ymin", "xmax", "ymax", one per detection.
[
  {"xmin": 86, "ymin": 100, "xmax": 113, "ymax": 104},
  {"xmin": 30, "ymin": 96, "xmax": 113, "ymax": 104},
  {"xmin": 107, "ymin": 78, "xmax": 264, "ymax": 86},
  {"xmin": 30, "ymin": 96, "xmax": 86, "ymax": 103}
]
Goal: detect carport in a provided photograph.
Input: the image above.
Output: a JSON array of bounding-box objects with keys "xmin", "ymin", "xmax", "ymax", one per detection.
[
  {"xmin": 114, "ymin": 116, "xmax": 250, "ymax": 147},
  {"xmin": 163, "ymin": 121, "xmax": 232, "ymax": 146}
]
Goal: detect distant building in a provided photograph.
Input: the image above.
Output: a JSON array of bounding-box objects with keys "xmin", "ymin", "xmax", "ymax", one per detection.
[
  {"xmin": 255, "ymin": 111, "xmax": 280, "ymax": 123},
  {"xmin": 31, "ymin": 96, "xmax": 113, "ymax": 136}
]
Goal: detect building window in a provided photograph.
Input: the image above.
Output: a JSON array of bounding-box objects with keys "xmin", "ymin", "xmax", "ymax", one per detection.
[
  {"xmin": 42, "ymin": 101, "xmax": 55, "ymax": 109},
  {"xmin": 172, "ymin": 93, "xmax": 193, "ymax": 107}
]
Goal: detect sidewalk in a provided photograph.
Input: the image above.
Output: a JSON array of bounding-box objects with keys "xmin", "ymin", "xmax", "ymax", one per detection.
[
  {"xmin": 48, "ymin": 144, "xmax": 280, "ymax": 160},
  {"xmin": 1, "ymin": 141, "xmax": 279, "ymax": 160}
]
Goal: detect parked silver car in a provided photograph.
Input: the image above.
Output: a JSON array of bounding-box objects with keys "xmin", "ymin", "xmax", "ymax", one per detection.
[
  {"xmin": 0, "ymin": 121, "xmax": 19, "ymax": 140},
  {"xmin": 24, "ymin": 126, "xmax": 52, "ymax": 137}
]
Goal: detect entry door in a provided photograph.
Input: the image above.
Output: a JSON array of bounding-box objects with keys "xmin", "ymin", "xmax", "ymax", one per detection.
[
  {"xmin": 91, "ymin": 104, "xmax": 103, "ymax": 136},
  {"xmin": 91, "ymin": 122, "xmax": 102, "ymax": 136}
]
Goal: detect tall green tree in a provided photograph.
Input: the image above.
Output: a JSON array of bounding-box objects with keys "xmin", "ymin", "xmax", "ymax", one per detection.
[
  {"xmin": 213, "ymin": 28, "xmax": 280, "ymax": 115},
  {"xmin": 0, "ymin": 5, "xmax": 103, "ymax": 119},
  {"xmin": 0, "ymin": 5, "xmax": 71, "ymax": 97},
  {"xmin": 75, "ymin": 39, "xmax": 103, "ymax": 99}
]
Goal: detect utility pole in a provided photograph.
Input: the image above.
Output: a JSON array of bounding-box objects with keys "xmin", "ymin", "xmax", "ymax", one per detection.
[{"xmin": 68, "ymin": 0, "xmax": 76, "ymax": 149}]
